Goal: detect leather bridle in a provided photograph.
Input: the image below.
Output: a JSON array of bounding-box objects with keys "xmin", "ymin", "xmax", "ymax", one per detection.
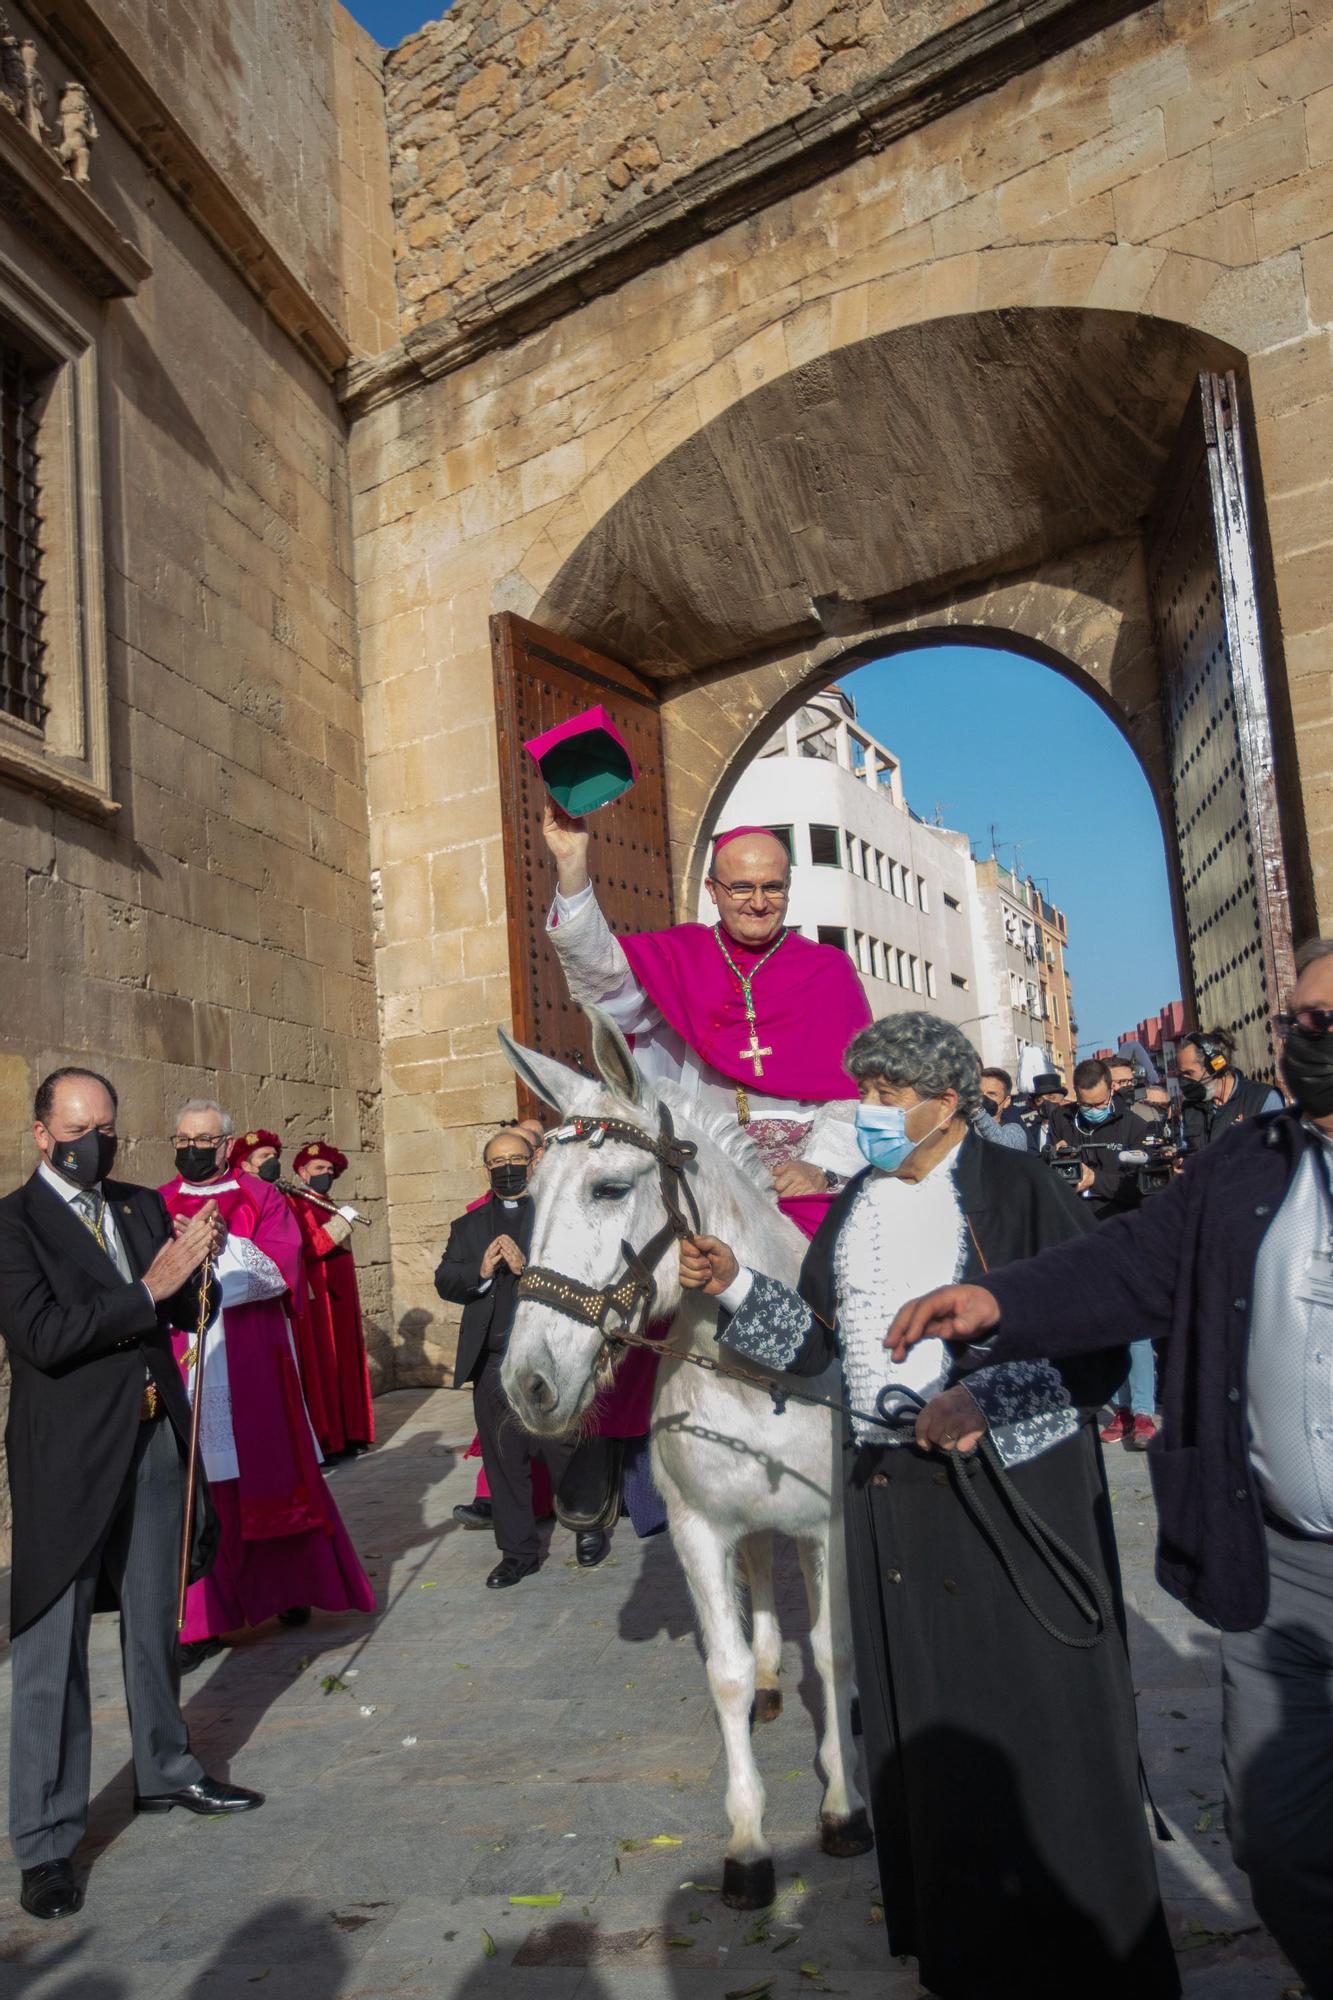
[{"xmin": 516, "ymin": 1101, "xmax": 701, "ymax": 1341}]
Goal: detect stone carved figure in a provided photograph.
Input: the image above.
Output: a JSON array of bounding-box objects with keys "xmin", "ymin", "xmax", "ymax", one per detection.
[
  {"xmin": 56, "ymin": 79, "xmax": 96, "ymax": 185},
  {"xmin": 0, "ymin": 14, "xmax": 25, "ymax": 120},
  {"xmin": 20, "ymin": 43, "xmax": 48, "ymax": 145}
]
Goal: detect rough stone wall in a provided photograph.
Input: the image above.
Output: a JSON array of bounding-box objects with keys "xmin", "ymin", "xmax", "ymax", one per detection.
[
  {"xmin": 353, "ymin": 0, "xmax": 1333, "ymax": 1374},
  {"xmin": 0, "ymin": 7, "xmax": 390, "ymax": 1547},
  {"xmin": 385, "ymin": 0, "xmax": 991, "ymax": 330},
  {"xmin": 67, "ymin": 0, "xmax": 397, "ymax": 357}
]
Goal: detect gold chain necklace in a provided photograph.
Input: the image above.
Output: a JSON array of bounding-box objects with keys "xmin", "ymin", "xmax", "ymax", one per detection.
[{"xmin": 713, "ymin": 926, "xmax": 788, "ymax": 1124}]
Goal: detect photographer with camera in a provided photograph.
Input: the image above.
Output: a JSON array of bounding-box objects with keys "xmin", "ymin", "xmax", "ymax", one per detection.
[
  {"xmin": 1178, "ymin": 1028, "xmax": 1282, "ymax": 1150},
  {"xmin": 1049, "ymin": 1058, "xmax": 1164, "ymax": 1447},
  {"xmin": 1046, "ymin": 1058, "xmax": 1144, "ymax": 1218}
]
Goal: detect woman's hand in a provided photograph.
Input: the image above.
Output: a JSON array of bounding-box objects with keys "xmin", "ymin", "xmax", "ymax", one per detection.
[
  {"xmin": 679, "ymin": 1235, "xmax": 740, "ymax": 1296},
  {"xmin": 915, "ymin": 1384, "xmax": 987, "ymax": 1455}
]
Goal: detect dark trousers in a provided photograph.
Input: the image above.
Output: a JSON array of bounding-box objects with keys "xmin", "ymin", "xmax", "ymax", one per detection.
[
  {"xmin": 1221, "ymin": 1524, "xmax": 1333, "ymax": 2000},
  {"xmin": 9, "ymin": 1418, "xmax": 202, "ymax": 1866},
  {"xmin": 472, "ymin": 1353, "xmax": 614, "ymax": 1564}
]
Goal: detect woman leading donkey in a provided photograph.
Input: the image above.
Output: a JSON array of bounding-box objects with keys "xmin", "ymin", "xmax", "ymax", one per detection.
[{"xmin": 682, "ymin": 1011, "xmax": 1180, "ymax": 2000}]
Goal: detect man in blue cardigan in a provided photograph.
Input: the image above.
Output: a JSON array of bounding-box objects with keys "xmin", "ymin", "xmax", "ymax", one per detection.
[{"xmin": 887, "ymin": 940, "xmax": 1333, "ymax": 2000}]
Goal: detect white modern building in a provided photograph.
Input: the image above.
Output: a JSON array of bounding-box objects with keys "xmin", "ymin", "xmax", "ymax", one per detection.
[{"xmin": 703, "ymin": 689, "xmax": 1012, "ymax": 1053}]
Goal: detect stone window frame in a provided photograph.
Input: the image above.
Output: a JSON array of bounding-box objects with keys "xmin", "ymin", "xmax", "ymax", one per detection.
[{"xmin": 0, "ymin": 247, "xmax": 111, "ymax": 820}]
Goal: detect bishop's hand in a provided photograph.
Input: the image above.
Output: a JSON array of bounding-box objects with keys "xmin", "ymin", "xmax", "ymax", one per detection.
[
  {"xmin": 541, "ymin": 801, "xmax": 591, "ymax": 897},
  {"xmin": 679, "ymin": 1235, "xmax": 739, "ymax": 1296},
  {"xmin": 772, "ymin": 1158, "xmax": 830, "ymax": 1198}
]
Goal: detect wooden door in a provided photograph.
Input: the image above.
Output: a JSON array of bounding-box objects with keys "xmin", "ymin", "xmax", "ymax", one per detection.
[
  {"xmin": 490, "ymin": 612, "xmax": 673, "ymax": 1099},
  {"xmin": 1146, "ymin": 371, "xmax": 1295, "ymax": 1080}
]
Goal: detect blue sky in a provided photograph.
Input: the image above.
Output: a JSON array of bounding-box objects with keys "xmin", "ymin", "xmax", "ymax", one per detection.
[
  {"xmin": 843, "ymin": 646, "xmax": 1181, "ymax": 1055},
  {"xmin": 344, "ymin": 0, "xmax": 443, "ymax": 44}
]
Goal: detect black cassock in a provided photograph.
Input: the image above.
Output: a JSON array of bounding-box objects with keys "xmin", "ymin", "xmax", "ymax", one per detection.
[{"xmin": 720, "ymin": 1133, "xmax": 1180, "ymax": 2000}]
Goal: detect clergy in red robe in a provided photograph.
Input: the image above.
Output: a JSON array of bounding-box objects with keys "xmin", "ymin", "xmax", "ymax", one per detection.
[
  {"xmin": 289, "ymin": 1143, "xmax": 376, "ymax": 1457},
  {"xmin": 230, "ymin": 1127, "xmax": 332, "ymax": 1455},
  {"xmin": 544, "ymin": 811, "xmax": 872, "ymax": 1240},
  {"xmin": 163, "ymin": 1103, "xmax": 374, "ymax": 1668}
]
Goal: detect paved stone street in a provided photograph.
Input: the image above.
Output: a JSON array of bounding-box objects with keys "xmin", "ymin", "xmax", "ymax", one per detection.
[{"xmin": 0, "ymin": 1389, "xmax": 1300, "ymax": 1998}]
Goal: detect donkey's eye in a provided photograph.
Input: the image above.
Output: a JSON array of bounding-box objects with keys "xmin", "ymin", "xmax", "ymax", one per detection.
[{"xmin": 592, "ymin": 1181, "xmax": 632, "ymax": 1203}]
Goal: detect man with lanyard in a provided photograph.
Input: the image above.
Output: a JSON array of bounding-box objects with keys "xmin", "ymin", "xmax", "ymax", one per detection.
[
  {"xmin": 885, "ymin": 939, "xmax": 1333, "ymax": 2000},
  {"xmin": 542, "ymin": 807, "xmax": 869, "ymax": 1239}
]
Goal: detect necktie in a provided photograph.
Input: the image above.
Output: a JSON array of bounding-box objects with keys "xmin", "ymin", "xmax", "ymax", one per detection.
[{"xmin": 73, "ymin": 1190, "xmax": 131, "ymax": 1281}]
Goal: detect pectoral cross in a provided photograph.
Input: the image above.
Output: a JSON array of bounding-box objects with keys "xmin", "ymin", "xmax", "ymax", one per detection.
[{"xmin": 738, "ymin": 1025, "xmax": 772, "ymax": 1079}]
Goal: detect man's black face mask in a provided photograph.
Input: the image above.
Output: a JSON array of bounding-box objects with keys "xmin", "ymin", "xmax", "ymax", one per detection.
[
  {"xmin": 175, "ymin": 1143, "xmax": 222, "ymax": 1183},
  {"xmin": 47, "ymin": 1128, "xmax": 117, "ymax": 1190},
  {"xmin": 307, "ymin": 1171, "xmax": 335, "ymax": 1195},
  {"xmin": 1282, "ymin": 1028, "xmax": 1333, "ymax": 1119},
  {"xmin": 488, "ymin": 1161, "xmax": 529, "ymax": 1199}
]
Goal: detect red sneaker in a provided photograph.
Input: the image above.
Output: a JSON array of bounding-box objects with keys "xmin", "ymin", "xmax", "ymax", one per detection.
[
  {"xmin": 1100, "ymin": 1409, "xmax": 1130, "ymax": 1444},
  {"xmin": 1125, "ymin": 1415, "xmax": 1158, "ymax": 1452}
]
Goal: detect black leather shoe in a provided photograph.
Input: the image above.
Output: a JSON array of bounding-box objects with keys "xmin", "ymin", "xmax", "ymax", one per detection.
[
  {"xmin": 20, "ymin": 1859, "xmax": 82, "ymax": 1919},
  {"xmin": 453, "ymin": 1500, "xmax": 493, "ymax": 1530},
  {"xmin": 178, "ymin": 1638, "xmax": 223, "ymax": 1675},
  {"xmin": 277, "ymin": 1605, "xmax": 311, "ymax": 1627},
  {"xmin": 135, "ymin": 1776, "xmax": 265, "ymax": 1815},
  {"xmin": 576, "ymin": 1531, "xmax": 610, "ymax": 1569},
  {"xmin": 486, "ymin": 1556, "xmax": 536, "ymax": 1589}
]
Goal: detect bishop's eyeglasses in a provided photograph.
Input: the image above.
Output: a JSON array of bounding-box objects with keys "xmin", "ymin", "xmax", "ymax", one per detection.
[{"xmin": 709, "ymin": 877, "xmax": 791, "ymax": 902}]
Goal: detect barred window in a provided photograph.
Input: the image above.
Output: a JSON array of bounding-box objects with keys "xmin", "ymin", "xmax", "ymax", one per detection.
[{"xmin": 0, "ymin": 342, "xmax": 46, "ymax": 731}]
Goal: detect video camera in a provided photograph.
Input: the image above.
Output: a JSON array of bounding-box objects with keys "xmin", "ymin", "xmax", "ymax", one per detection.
[
  {"xmin": 1117, "ymin": 1115, "xmax": 1187, "ymax": 1197},
  {"xmin": 1044, "ymin": 1145, "xmax": 1091, "ymax": 1189}
]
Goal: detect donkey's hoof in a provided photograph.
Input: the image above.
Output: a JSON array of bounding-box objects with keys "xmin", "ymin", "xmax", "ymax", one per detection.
[
  {"xmin": 819, "ymin": 1808, "xmax": 874, "ymax": 1858},
  {"xmin": 750, "ymin": 1686, "xmax": 783, "ymax": 1726},
  {"xmin": 721, "ymin": 1855, "xmax": 776, "ymax": 1910}
]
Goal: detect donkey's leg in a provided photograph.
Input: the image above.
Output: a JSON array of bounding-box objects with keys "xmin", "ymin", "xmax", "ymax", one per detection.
[
  {"xmin": 739, "ymin": 1532, "xmax": 783, "ymax": 1725},
  {"xmin": 673, "ymin": 1508, "xmax": 775, "ymax": 1910},
  {"xmin": 798, "ymin": 1530, "xmax": 874, "ymax": 1858}
]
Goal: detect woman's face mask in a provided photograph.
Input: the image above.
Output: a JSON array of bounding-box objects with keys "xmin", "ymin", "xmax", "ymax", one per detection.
[{"xmin": 854, "ymin": 1096, "xmax": 950, "ymax": 1172}]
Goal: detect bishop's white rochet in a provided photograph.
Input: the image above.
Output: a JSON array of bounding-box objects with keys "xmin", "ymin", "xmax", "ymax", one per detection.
[{"xmin": 497, "ymin": 1004, "xmax": 868, "ymax": 1910}]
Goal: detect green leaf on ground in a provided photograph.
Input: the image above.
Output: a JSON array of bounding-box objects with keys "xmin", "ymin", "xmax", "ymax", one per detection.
[
  {"xmin": 480, "ymin": 1930, "xmax": 496, "ymax": 1959},
  {"xmin": 319, "ymin": 1675, "xmax": 346, "ymax": 1696},
  {"xmin": 648, "ymin": 1835, "xmax": 683, "ymax": 1847},
  {"xmin": 509, "ymin": 1893, "xmax": 562, "ymax": 1908},
  {"xmin": 666, "ymin": 1936, "xmax": 695, "ymax": 1947},
  {"xmin": 724, "ymin": 1983, "xmax": 773, "ymax": 2000}
]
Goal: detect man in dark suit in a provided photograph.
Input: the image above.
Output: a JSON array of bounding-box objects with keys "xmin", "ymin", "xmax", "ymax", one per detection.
[
  {"xmin": 0, "ymin": 1067, "xmax": 263, "ymax": 1922},
  {"xmin": 435, "ymin": 1128, "xmax": 613, "ymax": 1588}
]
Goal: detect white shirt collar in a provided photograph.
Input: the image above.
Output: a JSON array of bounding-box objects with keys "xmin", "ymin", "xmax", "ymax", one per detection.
[
  {"xmin": 38, "ymin": 1160, "xmax": 94, "ymax": 1205},
  {"xmin": 177, "ymin": 1177, "xmax": 239, "ymax": 1195}
]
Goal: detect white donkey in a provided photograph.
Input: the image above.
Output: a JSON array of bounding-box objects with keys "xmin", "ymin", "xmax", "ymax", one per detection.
[{"xmin": 499, "ymin": 1006, "xmax": 870, "ymax": 1909}]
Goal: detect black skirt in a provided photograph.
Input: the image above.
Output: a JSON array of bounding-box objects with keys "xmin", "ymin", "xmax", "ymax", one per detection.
[{"xmin": 844, "ymin": 1424, "xmax": 1180, "ymax": 2000}]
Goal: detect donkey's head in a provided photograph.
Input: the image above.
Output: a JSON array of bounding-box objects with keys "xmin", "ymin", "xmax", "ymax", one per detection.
[{"xmin": 497, "ymin": 1005, "xmax": 692, "ymax": 1436}]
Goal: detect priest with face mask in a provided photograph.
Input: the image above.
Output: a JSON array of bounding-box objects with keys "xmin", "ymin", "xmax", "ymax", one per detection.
[
  {"xmin": 285, "ymin": 1142, "xmax": 376, "ymax": 1459},
  {"xmin": 162, "ymin": 1103, "xmax": 374, "ymax": 1670},
  {"xmin": 435, "ymin": 1128, "xmax": 617, "ymax": 1587},
  {"xmin": 231, "ymin": 1129, "xmax": 331, "ymax": 1455}
]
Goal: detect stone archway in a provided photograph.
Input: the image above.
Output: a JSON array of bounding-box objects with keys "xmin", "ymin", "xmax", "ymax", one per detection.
[{"xmin": 528, "ymin": 306, "xmax": 1245, "ymax": 896}]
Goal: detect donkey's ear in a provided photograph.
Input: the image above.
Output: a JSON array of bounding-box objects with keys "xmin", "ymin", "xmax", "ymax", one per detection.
[
  {"xmin": 585, "ymin": 1003, "xmax": 647, "ymax": 1110},
  {"xmin": 497, "ymin": 1028, "xmax": 574, "ymax": 1114}
]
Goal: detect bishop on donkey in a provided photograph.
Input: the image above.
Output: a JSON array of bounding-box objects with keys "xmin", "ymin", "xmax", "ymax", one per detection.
[{"xmin": 543, "ymin": 808, "xmax": 870, "ymax": 1239}]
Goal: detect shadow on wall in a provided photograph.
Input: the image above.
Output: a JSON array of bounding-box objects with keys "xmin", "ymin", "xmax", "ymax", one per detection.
[{"xmin": 396, "ymin": 1302, "xmax": 455, "ymax": 1385}]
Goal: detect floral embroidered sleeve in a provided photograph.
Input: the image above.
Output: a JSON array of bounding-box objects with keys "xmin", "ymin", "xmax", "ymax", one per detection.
[
  {"xmin": 715, "ymin": 1270, "xmax": 835, "ymax": 1377},
  {"xmin": 963, "ymin": 1358, "xmax": 1079, "ymax": 1467}
]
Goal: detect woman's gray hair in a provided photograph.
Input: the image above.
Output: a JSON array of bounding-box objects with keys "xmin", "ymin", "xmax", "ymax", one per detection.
[
  {"xmin": 173, "ymin": 1097, "xmax": 234, "ymax": 1135},
  {"xmin": 845, "ymin": 1010, "xmax": 983, "ymax": 1119}
]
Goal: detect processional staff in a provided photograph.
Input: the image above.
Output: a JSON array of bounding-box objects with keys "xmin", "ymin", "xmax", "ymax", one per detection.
[{"xmin": 176, "ymin": 1258, "xmax": 215, "ymax": 1632}]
